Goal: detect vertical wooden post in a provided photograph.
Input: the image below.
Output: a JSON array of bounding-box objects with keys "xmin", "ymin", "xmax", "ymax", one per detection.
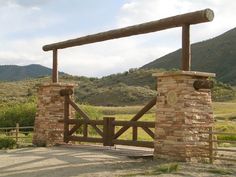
[
  {"xmin": 16, "ymin": 123, "xmax": 19, "ymax": 144},
  {"xmin": 182, "ymin": 24, "xmax": 191, "ymax": 71},
  {"xmin": 64, "ymin": 95, "xmax": 69, "ymax": 143},
  {"xmin": 103, "ymin": 117, "xmax": 115, "ymax": 146},
  {"xmin": 133, "ymin": 126, "xmax": 137, "ymax": 141},
  {"xmin": 209, "ymin": 127, "xmax": 213, "ymax": 164},
  {"xmin": 52, "ymin": 49, "xmax": 58, "ymax": 83},
  {"xmin": 83, "ymin": 123, "xmax": 88, "ymax": 138}
]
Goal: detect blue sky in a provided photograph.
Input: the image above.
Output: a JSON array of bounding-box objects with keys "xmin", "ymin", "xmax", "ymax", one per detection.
[{"xmin": 0, "ymin": 0, "xmax": 236, "ymax": 77}]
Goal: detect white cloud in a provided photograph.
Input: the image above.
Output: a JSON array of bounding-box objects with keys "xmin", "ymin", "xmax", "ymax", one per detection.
[
  {"xmin": 0, "ymin": 0, "xmax": 236, "ymax": 77},
  {"xmin": 118, "ymin": 0, "xmax": 236, "ymax": 43},
  {"xmin": 0, "ymin": 2, "xmax": 61, "ymax": 38},
  {"xmin": 58, "ymin": 37, "xmax": 172, "ymax": 77}
]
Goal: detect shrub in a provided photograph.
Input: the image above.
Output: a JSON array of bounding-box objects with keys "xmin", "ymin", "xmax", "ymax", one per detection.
[
  {"xmin": 0, "ymin": 102, "xmax": 36, "ymax": 127},
  {"xmin": 0, "ymin": 137, "xmax": 16, "ymax": 149}
]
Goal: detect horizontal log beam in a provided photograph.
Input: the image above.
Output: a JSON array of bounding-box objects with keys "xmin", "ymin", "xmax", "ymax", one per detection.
[
  {"xmin": 60, "ymin": 88, "xmax": 73, "ymax": 96},
  {"xmin": 67, "ymin": 119, "xmax": 104, "ymax": 125},
  {"xmin": 193, "ymin": 79, "xmax": 214, "ymax": 90},
  {"xmin": 43, "ymin": 9, "xmax": 214, "ymax": 51}
]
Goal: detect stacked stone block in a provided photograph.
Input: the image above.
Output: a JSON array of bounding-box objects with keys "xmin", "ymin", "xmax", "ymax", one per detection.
[
  {"xmin": 33, "ymin": 83, "xmax": 75, "ymax": 146},
  {"xmin": 153, "ymin": 71, "xmax": 215, "ymax": 162}
]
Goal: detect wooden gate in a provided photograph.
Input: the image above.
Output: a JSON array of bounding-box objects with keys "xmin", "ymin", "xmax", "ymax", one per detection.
[{"xmin": 60, "ymin": 88, "xmax": 156, "ymax": 148}]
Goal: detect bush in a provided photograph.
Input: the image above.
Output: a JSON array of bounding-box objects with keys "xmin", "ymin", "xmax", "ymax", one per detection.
[
  {"xmin": 0, "ymin": 137, "xmax": 16, "ymax": 149},
  {"xmin": 0, "ymin": 102, "xmax": 36, "ymax": 127}
]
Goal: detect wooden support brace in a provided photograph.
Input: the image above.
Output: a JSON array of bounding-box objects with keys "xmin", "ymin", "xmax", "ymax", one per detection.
[
  {"xmin": 52, "ymin": 49, "xmax": 58, "ymax": 83},
  {"xmin": 182, "ymin": 24, "xmax": 191, "ymax": 71},
  {"xmin": 103, "ymin": 117, "xmax": 115, "ymax": 146},
  {"xmin": 133, "ymin": 126, "xmax": 137, "ymax": 141},
  {"xmin": 64, "ymin": 95, "xmax": 70, "ymax": 143}
]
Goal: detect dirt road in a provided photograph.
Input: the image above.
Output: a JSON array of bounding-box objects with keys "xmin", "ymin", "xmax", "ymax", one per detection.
[{"xmin": 0, "ymin": 145, "xmax": 235, "ymax": 177}]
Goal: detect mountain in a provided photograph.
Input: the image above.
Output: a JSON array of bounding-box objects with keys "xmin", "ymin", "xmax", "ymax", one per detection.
[
  {"xmin": 142, "ymin": 27, "xmax": 236, "ymax": 85},
  {"xmin": 0, "ymin": 64, "xmax": 62, "ymax": 81}
]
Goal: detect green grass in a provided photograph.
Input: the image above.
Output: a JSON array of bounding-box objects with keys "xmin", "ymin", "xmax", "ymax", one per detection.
[
  {"xmin": 91, "ymin": 105, "xmax": 155, "ymax": 115},
  {"xmin": 0, "ymin": 91, "xmax": 236, "ymax": 146},
  {"xmin": 213, "ymin": 101, "xmax": 236, "ymax": 120},
  {"xmin": 207, "ymin": 168, "xmax": 233, "ymax": 175}
]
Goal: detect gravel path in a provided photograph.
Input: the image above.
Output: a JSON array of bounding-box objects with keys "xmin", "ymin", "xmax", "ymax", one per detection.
[{"xmin": 0, "ymin": 145, "xmax": 235, "ymax": 177}]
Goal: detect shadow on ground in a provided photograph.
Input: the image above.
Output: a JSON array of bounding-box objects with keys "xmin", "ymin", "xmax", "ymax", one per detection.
[{"xmin": 0, "ymin": 145, "xmax": 235, "ymax": 177}]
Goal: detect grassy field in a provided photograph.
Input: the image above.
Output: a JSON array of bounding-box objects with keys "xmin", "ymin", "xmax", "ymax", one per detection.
[{"xmin": 1, "ymin": 99, "xmax": 236, "ymax": 147}]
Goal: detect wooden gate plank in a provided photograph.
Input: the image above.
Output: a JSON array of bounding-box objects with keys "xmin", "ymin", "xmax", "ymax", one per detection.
[
  {"xmin": 141, "ymin": 127, "xmax": 155, "ymax": 139},
  {"xmin": 69, "ymin": 99, "xmax": 103, "ymax": 137},
  {"xmin": 68, "ymin": 123, "xmax": 82, "ymax": 135},
  {"xmin": 114, "ymin": 97, "xmax": 156, "ymax": 139}
]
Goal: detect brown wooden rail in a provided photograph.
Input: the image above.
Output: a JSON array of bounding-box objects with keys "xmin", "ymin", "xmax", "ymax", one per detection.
[
  {"xmin": 43, "ymin": 9, "xmax": 214, "ymax": 82},
  {"xmin": 0, "ymin": 123, "xmax": 34, "ymax": 144},
  {"xmin": 200, "ymin": 127, "xmax": 236, "ymax": 164}
]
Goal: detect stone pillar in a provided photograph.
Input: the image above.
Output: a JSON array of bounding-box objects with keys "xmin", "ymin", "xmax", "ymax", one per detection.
[
  {"xmin": 153, "ymin": 71, "xmax": 215, "ymax": 162},
  {"xmin": 33, "ymin": 83, "xmax": 75, "ymax": 146}
]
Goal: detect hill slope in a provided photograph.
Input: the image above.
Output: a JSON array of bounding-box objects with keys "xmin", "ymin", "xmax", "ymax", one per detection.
[
  {"xmin": 1, "ymin": 69, "xmax": 235, "ymax": 106},
  {"xmin": 0, "ymin": 64, "xmax": 55, "ymax": 81},
  {"xmin": 142, "ymin": 27, "xmax": 236, "ymax": 85}
]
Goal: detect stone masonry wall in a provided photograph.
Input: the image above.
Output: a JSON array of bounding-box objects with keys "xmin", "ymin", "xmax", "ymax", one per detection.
[
  {"xmin": 154, "ymin": 71, "xmax": 215, "ymax": 162},
  {"xmin": 33, "ymin": 83, "xmax": 75, "ymax": 146}
]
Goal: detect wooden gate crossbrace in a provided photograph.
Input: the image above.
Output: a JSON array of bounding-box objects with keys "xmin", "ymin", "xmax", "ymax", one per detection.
[{"xmin": 60, "ymin": 88, "xmax": 156, "ymax": 148}]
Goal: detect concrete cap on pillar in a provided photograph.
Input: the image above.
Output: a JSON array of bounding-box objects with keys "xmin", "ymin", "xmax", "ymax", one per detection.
[{"xmin": 152, "ymin": 70, "xmax": 216, "ymax": 78}]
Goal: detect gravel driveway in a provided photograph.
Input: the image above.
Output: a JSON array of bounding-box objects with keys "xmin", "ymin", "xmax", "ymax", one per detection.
[
  {"xmin": 0, "ymin": 145, "xmax": 235, "ymax": 177},
  {"xmin": 0, "ymin": 145, "xmax": 151, "ymax": 177}
]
